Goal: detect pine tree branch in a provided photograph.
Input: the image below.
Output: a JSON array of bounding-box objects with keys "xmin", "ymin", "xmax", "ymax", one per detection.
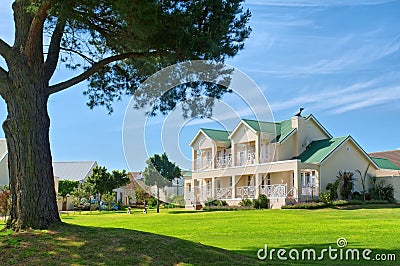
[
  {"xmin": 0, "ymin": 66, "xmax": 8, "ymax": 97},
  {"xmin": 25, "ymin": 0, "xmax": 54, "ymax": 60},
  {"xmin": 47, "ymin": 51, "xmax": 164, "ymax": 95},
  {"xmin": 0, "ymin": 39, "xmax": 13, "ymax": 62},
  {"xmin": 59, "ymin": 47, "xmax": 95, "ymax": 64},
  {"xmin": 43, "ymin": 19, "xmax": 65, "ymax": 82}
]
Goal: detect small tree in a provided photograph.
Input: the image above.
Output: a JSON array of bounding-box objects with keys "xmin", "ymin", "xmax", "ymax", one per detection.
[
  {"xmin": 143, "ymin": 153, "xmax": 182, "ymax": 213},
  {"xmin": 336, "ymin": 171, "xmax": 354, "ymax": 200},
  {"xmin": 0, "ymin": 187, "xmax": 11, "ymax": 221},
  {"xmin": 102, "ymin": 193, "xmax": 115, "ymax": 211},
  {"xmin": 135, "ymin": 186, "xmax": 149, "ymax": 205},
  {"xmin": 355, "ymin": 164, "xmax": 371, "ymax": 201},
  {"xmin": 58, "ymin": 180, "xmax": 80, "ymax": 208},
  {"xmin": 71, "ymin": 186, "xmax": 90, "ymax": 211},
  {"xmin": 85, "ymin": 166, "xmax": 130, "ymax": 201}
]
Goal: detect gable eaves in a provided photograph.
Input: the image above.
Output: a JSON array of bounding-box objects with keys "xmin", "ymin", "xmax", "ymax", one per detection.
[
  {"xmin": 278, "ymin": 128, "xmax": 297, "ymax": 144},
  {"xmin": 229, "ymin": 120, "xmax": 258, "ymax": 139},
  {"xmin": 306, "ymin": 114, "xmax": 333, "ymax": 138},
  {"xmin": 320, "ymin": 136, "xmax": 379, "ymax": 169}
]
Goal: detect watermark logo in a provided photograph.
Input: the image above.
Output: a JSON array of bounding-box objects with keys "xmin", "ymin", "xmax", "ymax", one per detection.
[{"xmin": 257, "ymin": 238, "xmax": 396, "ymax": 262}]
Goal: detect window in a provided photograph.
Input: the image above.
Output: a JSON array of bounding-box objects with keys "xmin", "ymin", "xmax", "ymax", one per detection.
[
  {"xmin": 188, "ymin": 184, "xmax": 191, "ymax": 192},
  {"xmin": 265, "ymin": 143, "xmax": 269, "ymax": 159},
  {"xmin": 267, "ymin": 174, "xmax": 271, "ymax": 185},
  {"xmin": 229, "ymin": 177, "xmax": 233, "ymax": 187},
  {"xmin": 207, "ymin": 151, "xmax": 211, "ymax": 162},
  {"xmin": 261, "ymin": 175, "xmax": 265, "ymax": 186},
  {"xmin": 247, "ymin": 176, "xmax": 252, "ymax": 186}
]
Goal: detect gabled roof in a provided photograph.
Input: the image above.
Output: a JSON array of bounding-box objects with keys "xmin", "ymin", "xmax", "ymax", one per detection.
[
  {"xmin": 305, "ymin": 114, "xmax": 333, "ymax": 138},
  {"xmin": 277, "ymin": 119, "xmax": 296, "ymax": 143},
  {"xmin": 369, "ymin": 150, "xmax": 400, "ymax": 168},
  {"xmin": 297, "ymin": 136, "xmax": 348, "ymax": 163},
  {"xmin": 53, "ymin": 161, "xmax": 97, "ymax": 182},
  {"xmin": 200, "ymin": 128, "xmax": 230, "ymax": 142},
  {"xmin": 370, "ymin": 157, "xmax": 400, "ymax": 170},
  {"xmin": 189, "ymin": 128, "xmax": 230, "ymax": 147},
  {"xmin": 0, "ymin": 139, "xmax": 7, "ymax": 162},
  {"xmin": 242, "ymin": 119, "xmax": 280, "ymax": 133}
]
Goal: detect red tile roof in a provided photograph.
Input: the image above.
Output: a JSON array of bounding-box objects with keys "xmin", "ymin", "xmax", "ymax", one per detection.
[{"xmin": 369, "ymin": 150, "xmax": 400, "ymax": 168}]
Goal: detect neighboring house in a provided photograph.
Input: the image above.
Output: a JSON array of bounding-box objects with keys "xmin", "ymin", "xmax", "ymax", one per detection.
[
  {"xmin": 0, "ymin": 139, "xmax": 9, "ymax": 187},
  {"xmin": 369, "ymin": 149, "xmax": 400, "ymax": 202},
  {"xmin": 53, "ymin": 161, "xmax": 98, "ymax": 183},
  {"xmin": 369, "ymin": 150, "xmax": 400, "ymax": 168},
  {"xmin": 115, "ymin": 171, "xmax": 186, "ymax": 206},
  {"xmin": 185, "ymin": 114, "xmax": 400, "ymax": 209},
  {"xmin": 53, "ymin": 161, "xmax": 97, "ymax": 211},
  {"xmin": 0, "ymin": 139, "xmax": 98, "ymax": 210},
  {"xmin": 114, "ymin": 172, "xmax": 142, "ymax": 206}
]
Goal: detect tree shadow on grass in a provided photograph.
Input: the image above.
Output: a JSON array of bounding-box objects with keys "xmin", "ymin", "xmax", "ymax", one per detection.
[
  {"xmin": 0, "ymin": 222, "xmax": 263, "ymax": 265},
  {"xmin": 235, "ymin": 243, "xmax": 399, "ymax": 265}
]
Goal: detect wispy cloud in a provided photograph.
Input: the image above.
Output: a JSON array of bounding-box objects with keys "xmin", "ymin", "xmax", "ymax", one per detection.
[{"xmin": 269, "ymin": 74, "xmax": 400, "ymax": 115}]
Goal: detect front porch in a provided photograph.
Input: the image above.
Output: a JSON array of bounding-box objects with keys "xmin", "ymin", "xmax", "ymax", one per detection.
[{"xmin": 185, "ymin": 167, "xmax": 320, "ymax": 209}]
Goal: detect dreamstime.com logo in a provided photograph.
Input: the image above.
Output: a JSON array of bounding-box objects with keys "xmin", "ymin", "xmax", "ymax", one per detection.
[{"xmin": 257, "ymin": 238, "xmax": 396, "ymax": 262}]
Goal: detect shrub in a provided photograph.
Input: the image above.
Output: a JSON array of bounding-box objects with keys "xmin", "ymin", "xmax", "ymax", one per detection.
[
  {"xmin": 351, "ymin": 191, "xmax": 363, "ymax": 201},
  {"xmin": 326, "ymin": 182, "xmax": 338, "ymax": 200},
  {"xmin": 170, "ymin": 195, "xmax": 185, "ymax": 206},
  {"xmin": 252, "ymin": 195, "xmax": 269, "ymax": 209},
  {"xmin": 0, "ymin": 188, "xmax": 11, "ymax": 220},
  {"xmin": 239, "ymin": 198, "xmax": 253, "ymax": 207},
  {"xmin": 318, "ymin": 192, "xmax": 332, "ymax": 204},
  {"xmin": 369, "ymin": 177, "xmax": 395, "ymax": 202},
  {"xmin": 148, "ymin": 197, "xmax": 158, "ymax": 208},
  {"xmin": 204, "ymin": 199, "xmax": 228, "ymax": 207}
]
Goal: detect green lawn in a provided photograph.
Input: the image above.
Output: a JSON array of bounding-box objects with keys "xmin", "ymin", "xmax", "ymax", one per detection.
[{"xmin": 1, "ymin": 207, "xmax": 400, "ymax": 265}]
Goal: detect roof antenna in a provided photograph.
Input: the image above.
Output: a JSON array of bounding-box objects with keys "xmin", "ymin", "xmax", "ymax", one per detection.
[{"xmin": 295, "ymin": 107, "xmax": 304, "ymax": 117}]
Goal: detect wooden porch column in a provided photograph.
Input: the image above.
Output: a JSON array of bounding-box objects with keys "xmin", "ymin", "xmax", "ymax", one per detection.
[
  {"xmin": 255, "ymin": 173, "xmax": 260, "ymax": 198},
  {"xmin": 211, "ymin": 143, "xmax": 216, "ymax": 169},
  {"xmin": 192, "ymin": 149, "xmax": 196, "ymax": 170},
  {"xmin": 231, "ymin": 175, "xmax": 236, "ymax": 198},
  {"xmin": 211, "ymin": 177, "xmax": 215, "ymax": 198},
  {"xmin": 231, "ymin": 143, "xmax": 236, "ymax": 167},
  {"xmin": 293, "ymin": 161, "xmax": 301, "ymax": 201}
]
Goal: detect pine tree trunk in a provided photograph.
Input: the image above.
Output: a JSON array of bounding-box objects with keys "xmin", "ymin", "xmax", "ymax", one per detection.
[{"xmin": 2, "ymin": 70, "xmax": 60, "ymax": 230}]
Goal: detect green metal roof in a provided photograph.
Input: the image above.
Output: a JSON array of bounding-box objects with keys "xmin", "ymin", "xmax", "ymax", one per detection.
[
  {"xmin": 242, "ymin": 119, "xmax": 280, "ymax": 133},
  {"xmin": 298, "ymin": 136, "xmax": 348, "ymax": 163},
  {"xmin": 241, "ymin": 118, "xmax": 295, "ymax": 143},
  {"xmin": 200, "ymin": 128, "xmax": 230, "ymax": 142},
  {"xmin": 370, "ymin": 157, "xmax": 400, "ymax": 170},
  {"xmin": 277, "ymin": 119, "xmax": 296, "ymax": 143}
]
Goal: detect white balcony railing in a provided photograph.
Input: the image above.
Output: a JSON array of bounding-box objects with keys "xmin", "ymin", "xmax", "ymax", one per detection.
[
  {"xmin": 301, "ymin": 186, "xmax": 318, "ymax": 196},
  {"xmin": 216, "ymin": 187, "xmax": 232, "ymax": 199},
  {"xmin": 216, "ymin": 154, "xmax": 232, "ymax": 168},
  {"xmin": 236, "ymin": 186, "xmax": 256, "ymax": 198},
  {"xmin": 260, "ymin": 184, "xmax": 287, "ymax": 198}
]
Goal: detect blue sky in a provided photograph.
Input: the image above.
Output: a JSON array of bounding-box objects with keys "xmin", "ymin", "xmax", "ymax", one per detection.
[{"xmin": 1, "ymin": 0, "xmax": 399, "ymax": 171}]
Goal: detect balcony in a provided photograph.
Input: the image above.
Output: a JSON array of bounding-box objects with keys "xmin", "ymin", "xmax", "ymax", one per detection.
[
  {"xmin": 260, "ymin": 184, "xmax": 287, "ymax": 198},
  {"xmin": 236, "ymin": 186, "xmax": 257, "ymax": 198},
  {"xmin": 237, "ymin": 152, "xmax": 256, "ymax": 166},
  {"xmin": 216, "ymin": 154, "xmax": 232, "ymax": 168},
  {"xmin": 216, "ymin": 187, "xmax": 232, "ymax": 199}
]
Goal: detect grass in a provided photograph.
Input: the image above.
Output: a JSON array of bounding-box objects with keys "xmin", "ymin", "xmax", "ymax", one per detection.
[{"xmin": 1, "ymin": 207, "xmax": 400, "ymax": 265}]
